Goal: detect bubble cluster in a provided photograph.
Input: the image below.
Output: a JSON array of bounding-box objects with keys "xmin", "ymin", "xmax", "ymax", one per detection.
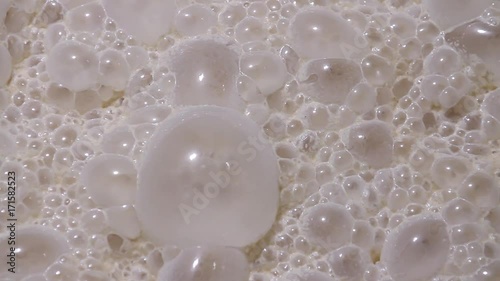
[{"xmin": 1, "ymin": 0, "xmax": 499, "ymax": 280}]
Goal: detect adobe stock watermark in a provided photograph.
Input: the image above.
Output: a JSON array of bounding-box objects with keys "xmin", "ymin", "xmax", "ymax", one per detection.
[{"xmin": 178, "ymin": 129, "xmax": 270, "ymax": 224}]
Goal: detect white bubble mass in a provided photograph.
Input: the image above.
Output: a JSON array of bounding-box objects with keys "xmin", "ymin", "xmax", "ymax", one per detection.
[{"xmin": 1, "ymin": 0, "xmax": 499, "ymax": 280}]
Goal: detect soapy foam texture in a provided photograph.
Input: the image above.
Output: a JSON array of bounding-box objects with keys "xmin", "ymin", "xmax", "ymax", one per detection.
[{"xmin": 0, "ymin": 0, "xmax": 500, "ymax": 280}]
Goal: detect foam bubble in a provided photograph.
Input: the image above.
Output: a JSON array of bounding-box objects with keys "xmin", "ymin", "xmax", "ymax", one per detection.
[
  {"xmin": 289, "ymin": 8, "xmax": 361, "ymax": 59},
  {"xmin": 168, "ymin": 39, "xmax": 243, "ymax": 109},
  {"xmin": 4, "ymin": 1, "xmax": 500, "ymax": 280},
  {"xmin": 123, "ymin": 46, "xmax": 149, "ymax": 70},
  {"xmin": 102, "ymin": 0, "xmax": 177, "ymax": 44},
  {"xmin": 137, "ymin": 105, "xmax": 279, "ymax": 247},
  {"xmin": 234, "ymin": 17, "xmax": 267, "ymax": 43},
  {"xmin": 101, "ymin": 126, "xmax": 135, "ymax": 155},
  {"xmin": 422, "ymin": 0, "xmax": 493, "ymax": 31},
  {"xmin": 65, "ymin": 2, "xmax": 105, "ymax": 34},
  {"xmin": 458, "ymin": 171, "xmax": 499, "ymax": 209},
  {"xmin": 442, "ymin": 198, "xmax": 479, "ymax": 225},
  {"xmin": 381, "ymin": 215, "xmax": 450, "ymax": 281},
  {"xmin": 423, "ymin": 46, "xmax": 462, "ymax": 76},
  {"xmin": 218, "ymin": 4, "xmax": 245, "ymax": 27},
  {"xmin": 157, "ymin": 246, "xmax": 249, "ymax": 281},
  {"xmin": 327, "ymin": 245, "xmax": 370, "ymax": 280},
  {"xmin": 104, "ymin": 205, "xmax": 141, "ymax": 240},
  {"xmin": 446, "ymin": 20, "xmax": 500, "ymax": 81},
  {"xmin": 420, "ymin": 74, "xmax": 448, "ymax": 103},
  {"xmin": 450, "ymin": 223, "xmax": 482, "ymax": 244},
  {"xmin": 298, "ymin": 58, "xmax": 362, "ymax": 105},
  {"xmin": 474, "ymin": 260, "xmax": 500, "ymax": 281},
  {"xmin": 345, "ymin": 120, "xmax": 394, "ymax": 169},
  {"xmin": 174, "ymin": 4, "xmax": 216, "ymax": 36},
  {"xmin": 46, "ymin": 40, "xmax": 98, "ymax": 92},
  {"xmin": 346, "ymin": 83, "xmax": 377, "ymax": 114},
  {"xmin": 299, "ymin": 203, "xmax": 354, "ymax": 250},
  {"xmin": 240, "ymin": 51, "xmax": 287, "ymax": 96},
  {"xmin": 430, "ymin": 155, "xmax": 470, "ymax": 189},
  {"xmin": 81, "ymin": 154, "xmax": 137, "ymax": 207},
  {"xmin": 389, "ymin": 13, "xmax": 417, "ymax": 39},
  {"xmin": 98, "ymin": 49, "xmax": 130, "ymax": 91},
  {"xmin": 482, "ymin": 89, "xmax": 500, "ymax": 121},
  {"xmin": 0, "ymin": 225, "xmax": 70, "ymax": 279},
  {"xmin": 361, "ymin": 54, "xmax": 395, "ymax": 86}
]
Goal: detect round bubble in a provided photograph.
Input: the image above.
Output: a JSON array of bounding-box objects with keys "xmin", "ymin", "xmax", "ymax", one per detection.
[
  {"xmin": 81, "ymin": 154, "xmax": 137, "ymax": 207},
  {"xmin": 46, "ymin": 40, "xmax": 99, "ymax": 92},
  {"xmin": 345, "ymin": 120, "xmax": 394, "ymax": 168},
  {"xmin": 0, "ymin": 225, "xmax": 70, "ymax": 279},
  {"xmin": 458, "ymin": 171, "xmax": 499, "ymax": 209},
  {"xmin": 423, "ymin": 46, "xmax": 461, "ymax": 76},
  {"xmin": 381, "ymin": 215, "xmax": 450, "ymax": 281},
  {"xmin": 136, "ymin": 105, "xmax": 279, "ymax": 247},
  {"xmin": 234, "ymin": 17, "xmax": 267, "ymax": 43},
  {"xmin": 167, "ymin": 39, "xmax": 244, "ymax": 109},
  {"xmin": 174, "ymin": 4, "xmax": 216, "ymax": 36},
  {"xmin": 430, "ymin": 155, "xmax": 470, "ymax": 189},
  {"xmin": 289, "ymin": 8, "xmax": 362, "ymax": 59},
  {"xmin": 240, "ymin": 51, "xmax": 287, "ymax": 96},
  {"xmin": 101, "ymin": 126, "xmax": 135, "ymax": 155},
  {"xmin": 299, "ymin": 203, "xmax": 354, "ymax": 250},
  {"xmin": 98, "ymin": 49, "xmax": 131, "ymax": 91},
  {"xmin": 327, "ymin": 245, "xmax": 370, "ymax": 280},
  {"xmin": 65, "ymin": 1, "xmax": 106, "ymax": 34}
]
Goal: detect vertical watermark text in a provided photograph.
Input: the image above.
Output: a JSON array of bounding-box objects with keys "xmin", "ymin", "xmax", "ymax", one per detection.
[{"xmin": 6, "ymin": 171, "xmax": 16, "ymax": 274}]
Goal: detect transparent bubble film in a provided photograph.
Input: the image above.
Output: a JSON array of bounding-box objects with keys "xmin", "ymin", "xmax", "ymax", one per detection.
[{"xmin": 0, "ymin": 0, "xmax": 500, "ymax": 281}]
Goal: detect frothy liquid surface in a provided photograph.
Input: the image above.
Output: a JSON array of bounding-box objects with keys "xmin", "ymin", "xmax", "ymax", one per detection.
[{"xmin": 1, "ymin": 0, "xmax": 500, "ymax": 281}]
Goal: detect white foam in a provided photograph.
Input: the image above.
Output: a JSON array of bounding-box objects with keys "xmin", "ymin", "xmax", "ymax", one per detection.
[{"xmin": 2, "ymin": 1, "xmax": 500, "ymax": 280}]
